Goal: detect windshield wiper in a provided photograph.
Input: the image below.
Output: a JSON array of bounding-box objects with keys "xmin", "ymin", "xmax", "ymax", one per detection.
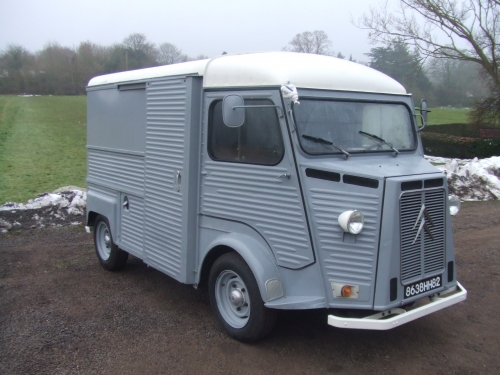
[
  {"xmin": 301, "ymin": 134, "xmax": 350, "ymax": 158},
  {"xmin": 359, "ymin": 131, "xmax": 399, "ymax": 156}
]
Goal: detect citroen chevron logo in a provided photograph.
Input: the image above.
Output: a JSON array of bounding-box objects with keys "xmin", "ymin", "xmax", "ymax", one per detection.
[{"xmin": 412, "ymin": 204, "xmax": 435, "ymax": 245}]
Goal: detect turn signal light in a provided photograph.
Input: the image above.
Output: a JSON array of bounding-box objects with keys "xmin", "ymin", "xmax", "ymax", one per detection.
[
  {"xmin": 341, "ymin": 285, "xmax": 352, "ymax": 297},
  {"xmin": 331, "ymin": 282, "xmax": 359, "ymax": 299}
]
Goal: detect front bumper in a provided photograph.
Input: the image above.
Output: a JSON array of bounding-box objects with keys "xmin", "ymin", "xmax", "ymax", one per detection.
[{"xmin": 328, "ymin": 281, "xmax": 467, "ymax": 330}]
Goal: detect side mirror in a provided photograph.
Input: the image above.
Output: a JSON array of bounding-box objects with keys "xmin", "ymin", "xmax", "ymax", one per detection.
[
  {"xmin": 417, "ymin": 99, "xmax": 430, "ymax": 132},
  {"xmin": 222, "ymin": 95, "xmax": 245, "ymax": 127},
  {"xmin": 421, "ymin": 99, "xmax": 428, "ymax": 126}
]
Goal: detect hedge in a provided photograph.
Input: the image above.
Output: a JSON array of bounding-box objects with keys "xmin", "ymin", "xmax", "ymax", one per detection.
[
  {"xmin": 421, "ymin": 132, "xmax": 500, "ymax": 158},
  {"xmin": 422, "ymin": 123, "xmax": 480, "ymax": 138}
]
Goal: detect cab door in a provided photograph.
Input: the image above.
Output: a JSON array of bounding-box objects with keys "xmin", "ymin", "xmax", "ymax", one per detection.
[{"xmin": 200, "ymin": 90, "xmax": 314, "ymax": 269}]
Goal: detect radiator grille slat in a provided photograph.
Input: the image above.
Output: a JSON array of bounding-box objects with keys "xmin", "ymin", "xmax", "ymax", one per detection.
[{"xmin": 400, "ymin": 189, "xmax": 446, "ymax": 284}]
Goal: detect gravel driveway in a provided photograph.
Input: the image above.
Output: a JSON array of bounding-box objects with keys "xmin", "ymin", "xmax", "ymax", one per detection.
[{"xmin": 1, "ymin": 201, "xmax": 499, "ymax": 374}]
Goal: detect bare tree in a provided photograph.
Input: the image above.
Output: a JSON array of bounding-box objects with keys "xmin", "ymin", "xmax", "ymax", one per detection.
[
  {"xmin": 121, "ymin": 33, "xmax": 158, "ymax": 69},
  {"xmin": 37, "ymin": 43, "xmax": 78, "ymax": 94},
  {"xmin": 122, "ymin": 33, "xmax": 157, "ymax": 57},
  {"xmin": 359, "ymin": 1, "xmax": 500, "ymax": 92},
  {"xmin": 0, "ymin": 45, "xmax": 32, "ymax": 71},
  {"xmin": 157, "ymin": 42, "xmax": 187, "ymax": 65},
  {"xmin": 0, "ymin": 33, "xmax": 212, "ymax": 94},
  {"xmin": 74, "ymin": 41, "xmax": 110, "ymax": 92},
  {"xmin": 428, "ymin": 58, "xmax": 489, "ymax": 106},
  {"xmin": 0, "ymin": 44, "xmax": 34, "ymax": 93},
  {"xmin": 283, "ymin": 30, "xmax": 333, "ymax": 55},
  {"xmin": 360, "ymin": 0, "xmax": 500, "ymax": 123}
]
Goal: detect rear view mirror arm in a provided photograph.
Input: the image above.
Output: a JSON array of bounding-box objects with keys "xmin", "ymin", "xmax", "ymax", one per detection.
[
  {"xmin": 415, "ymin": 99, "xmax": 430, "ymax": 132},
  {"xmin": 414, "ymin": 111, "xmax": 431, "ymax": 132}
]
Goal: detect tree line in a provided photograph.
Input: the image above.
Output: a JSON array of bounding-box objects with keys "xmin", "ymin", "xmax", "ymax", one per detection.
[
  {"xmin": 2, "ymin": 0, "xmax": 498, "ymax": 125},
  {"xmin": 1, "ymin": 30, "xmax": 487, "ymax": 108},
  {"xmin": 0, "ymin": 33, "xmax": 206, "ymax": 95},
  {"xmin": 359, "ymin": 0, "xmax": 500, "ymax": 125}
]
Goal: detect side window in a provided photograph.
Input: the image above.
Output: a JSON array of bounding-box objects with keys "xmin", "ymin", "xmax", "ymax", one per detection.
[{"xmin": 208, "ymin": 99, "xmax": 284, "ymax": 165}]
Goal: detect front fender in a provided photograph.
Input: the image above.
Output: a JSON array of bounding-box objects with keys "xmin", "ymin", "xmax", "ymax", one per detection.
[{"xmin": 200, "ymin": 233, "xmax": 284, "ymax": 303}]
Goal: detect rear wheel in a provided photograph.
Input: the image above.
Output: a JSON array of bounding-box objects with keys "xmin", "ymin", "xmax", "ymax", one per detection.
[
  {"xmin": 94, "ymin": 215, "xmax": 128, "ymax": 271},
  {"xmin": 209, "ymin": 252, "xmax": 277, "ymax": 342}
]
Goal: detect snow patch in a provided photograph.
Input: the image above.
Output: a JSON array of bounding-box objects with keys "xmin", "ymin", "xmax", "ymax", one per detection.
[
  {"xmin": 67, "ymin": 191, "xmax": 86, "ymax": 215},
  {"xmin": 1, "ymin": 155, "xmax": 499, "ymax": 234},
  {"xmin": 425, "ymin": 156, "xmax": 500, "ymax": 201},
  {"xmin": 0, "ymin": 188, "xmax": 87, "ymax": 233},
  {"xmin": 0, "ymin": 189, "xmax": 87, "ymax": 213}
]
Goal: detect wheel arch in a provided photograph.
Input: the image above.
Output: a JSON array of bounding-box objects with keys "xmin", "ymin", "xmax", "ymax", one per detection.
[
  {"xmin": 86, "ymin": 188, "xmax": 118, "ymax": 237},
  {"xmin": 87, "ymin": 211, "xmax": 99, "ymax": 227},
  {"xmin": 198, "ymin": 233, "xmax": 284, "ymax": 303}
]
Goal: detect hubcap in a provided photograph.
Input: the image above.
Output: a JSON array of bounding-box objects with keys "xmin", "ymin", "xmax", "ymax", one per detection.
[
  {"xmin": 230, "ymin": 289, "xmax": 245, "ymax": 307},
  {"xmin": 96, "ymin": 221, "xmax": 112, "ymax": 261},
  {"xmin": 104, "ymin": 234, "xmax": 111, "ymax": 248},
  {"xmin": 215, "ymin": 270, "xmax": 250, "ymax": 328}
]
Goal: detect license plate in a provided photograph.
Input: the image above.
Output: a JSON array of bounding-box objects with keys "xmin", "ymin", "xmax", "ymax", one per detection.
[{"xmin": 404, "ymin": 275, "xmax": 442, "ymax": 298}]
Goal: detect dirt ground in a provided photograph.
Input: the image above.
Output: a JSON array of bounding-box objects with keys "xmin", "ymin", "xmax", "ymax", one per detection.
[{"xmin": 0, "ymin": 201, "xmax": 499, "ymax": 375}]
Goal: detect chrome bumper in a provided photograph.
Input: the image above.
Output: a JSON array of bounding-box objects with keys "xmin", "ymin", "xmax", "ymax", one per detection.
[{"xmin": 328, "ymin": 281, "xmax": 467, "ymax": 330}]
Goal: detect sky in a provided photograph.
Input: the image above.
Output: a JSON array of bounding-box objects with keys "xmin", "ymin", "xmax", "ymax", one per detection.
[{"xmin": 0, "ymin": 0, "xmax": 395, "ymax": 63}]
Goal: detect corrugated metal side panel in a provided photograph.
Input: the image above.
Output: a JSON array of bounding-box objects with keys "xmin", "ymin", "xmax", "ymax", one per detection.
[
  {"xmin": 120, "ymin": 195, "xmax": 145, "ymax": 256},
  {"xmin": 309, "ymin": 188, "xmax": 380, "ymax": 284},
  {"xmin": 201, "ymin": 161, "xmax": 313, "ymax": 268},
  {"xmin": 87, "ymin": 149, "xmax": 144, "ymax": 195},
  {"xmin": 144, "ymin": 78, "xmax": 187, "ymax": 278}
]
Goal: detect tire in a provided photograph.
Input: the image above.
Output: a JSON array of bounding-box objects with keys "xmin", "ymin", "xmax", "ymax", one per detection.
[
  {"xmin": 93, "ymin": 215, "xmax": 128, "ymax": 271},
  {"xmin": 208, "ymin": 252, "xmax": 278, "ymax": 342}
]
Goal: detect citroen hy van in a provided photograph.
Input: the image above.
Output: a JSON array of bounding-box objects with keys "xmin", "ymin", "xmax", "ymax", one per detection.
[{"xmin": 85, "ymin": 52, "xmax": 466, "ymax": 342}]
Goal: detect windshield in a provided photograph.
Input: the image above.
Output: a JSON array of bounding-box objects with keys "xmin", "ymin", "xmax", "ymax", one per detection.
[{"xmin": 293, "ymin": 99, "xmax": 416, "ymax": 155}]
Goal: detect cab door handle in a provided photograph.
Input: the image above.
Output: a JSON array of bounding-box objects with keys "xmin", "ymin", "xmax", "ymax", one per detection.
[
  {"xmin": 175, "ymin": 171, "xmax": 181, "ymax": 191},
  {"xmin": 277, "ymin": 172, "xmax": 291, "ymax": 179}
]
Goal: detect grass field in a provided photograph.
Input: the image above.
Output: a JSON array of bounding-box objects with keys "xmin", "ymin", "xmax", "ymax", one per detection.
[
  {"xmin": 427, "ymin": 107, "xmax": 470, "ymax": 125},
  {"xmin": 0, "ymin": 96, "xmax": 87, "ymax": 204},
  {"xmin": 0, "ymin": 96, "xmax": 473, "ymax": 205}
]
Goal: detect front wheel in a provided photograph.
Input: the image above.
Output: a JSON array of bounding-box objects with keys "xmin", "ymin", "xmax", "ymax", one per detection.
[
  {"xmin": 208, "ymin": 253, "xmax": 277, "ymax": 342},
  {"xmin": 94, "ymin": 215, "xmax": 128, "ymax": 271}
]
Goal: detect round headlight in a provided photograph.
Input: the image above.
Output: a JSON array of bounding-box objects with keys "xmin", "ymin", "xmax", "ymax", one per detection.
[
  {"xmin": 338, "ymin": 210, "xmax": 365, "ymax": 234},
  {"xmin": 449, "ymin": 194, "xmax": 461, "ymax": 216}
]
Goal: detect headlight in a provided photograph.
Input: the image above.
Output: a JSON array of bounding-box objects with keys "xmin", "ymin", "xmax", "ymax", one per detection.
[
  {"xmin": 338, "ymin": 210, "xmax": 364, "ymax": 234},
  {"xmin": 449, "ymin": 195, "xmax": 461, "ymax": 215}
]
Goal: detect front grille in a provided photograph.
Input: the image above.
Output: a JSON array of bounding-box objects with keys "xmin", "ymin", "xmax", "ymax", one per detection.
[{"xmin": 400, "ymin": 189, "xmax": 446, "ymax": 284}]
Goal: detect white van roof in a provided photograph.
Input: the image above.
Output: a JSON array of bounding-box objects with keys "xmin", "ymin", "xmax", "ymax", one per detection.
[{"xmin": 87, "ymin": 52, "xmax": 406, "ymax": 95}]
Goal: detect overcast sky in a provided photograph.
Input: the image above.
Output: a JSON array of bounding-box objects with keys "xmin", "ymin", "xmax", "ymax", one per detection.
[{"xmin": 0, "ymin": 0, "xmax": 394, "ymax": 62}]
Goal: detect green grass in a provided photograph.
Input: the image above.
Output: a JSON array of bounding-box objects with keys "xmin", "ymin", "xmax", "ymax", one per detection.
[
  {"xmin": 427, "ymin": 107, "xmax": 470, "ymax": 125},
  {"xmin": 0, "ymin": 95, "xmax": 87, "ymax": 204},
  {"xmin": 0, "ymin": 96, "xmax": 476, "ymax": 204}
]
